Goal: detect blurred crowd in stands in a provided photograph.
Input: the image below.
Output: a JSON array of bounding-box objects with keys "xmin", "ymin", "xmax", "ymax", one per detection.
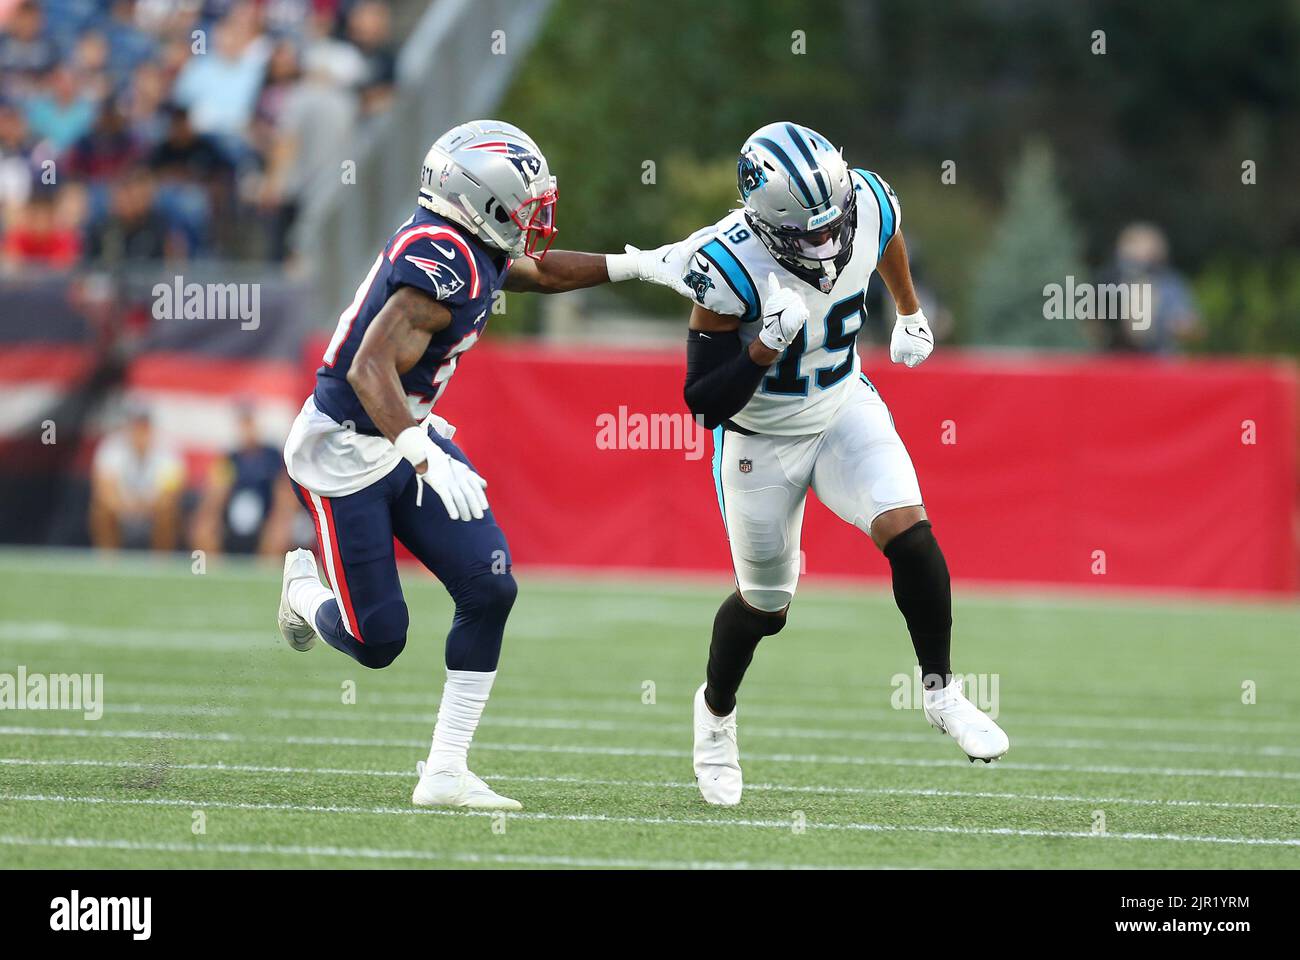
[
  {"xmin": 90, "ymin": 400, "xmax": 302, "ymax": 557},
  {"xmin": 0, "ymin": 0, "xmax": 397, "ymax": 268}
]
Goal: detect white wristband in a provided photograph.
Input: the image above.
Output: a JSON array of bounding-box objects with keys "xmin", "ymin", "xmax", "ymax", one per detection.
[
  {"xmin": 897, "ymin": 308, "xmax": 926, "ymax": 324},
  {"xmin": 393, "ymin": 426, "xmax": 428, "ymax": 467},
  {"xmin": 605, "ymin": 252, "xmax": 638, "ymax": 282}
]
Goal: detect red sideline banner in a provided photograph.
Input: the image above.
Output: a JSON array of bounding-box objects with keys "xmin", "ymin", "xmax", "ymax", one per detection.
[{"xmin": 313, "ymin": 338, "xmax": 1300, "ymax": 595}]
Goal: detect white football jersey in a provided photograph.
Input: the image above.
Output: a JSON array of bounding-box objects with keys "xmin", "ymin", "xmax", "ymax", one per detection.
[{"xmin": 684, "ymin": 168, "xmax": 902, "ymax": 435}]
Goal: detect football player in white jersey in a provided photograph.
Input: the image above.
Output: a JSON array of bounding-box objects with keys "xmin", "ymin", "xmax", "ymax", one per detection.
[{"xmin": 678, "ymin": 122, "xmax": 1009, "ymax": 805}]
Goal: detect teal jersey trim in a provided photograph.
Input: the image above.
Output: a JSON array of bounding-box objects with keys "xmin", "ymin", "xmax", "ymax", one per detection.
[
  {"xmin": 711, "ymin": 425, "xmax": 728, "ymax": 533},
  {"xmin": 697, "ymin": 239, "xmax": 760, "ymax": 323},
  {"xmin": 855, "ymin": 169, "xmax": 897, "ymax": 261}
]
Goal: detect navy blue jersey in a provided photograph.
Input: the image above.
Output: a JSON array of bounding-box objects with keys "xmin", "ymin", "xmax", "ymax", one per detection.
[
  {"xmin": 221, "ymin": 443, "xmax": 284, "ymax": 554},
  {"xmin": 313, "ymin": 208, "xmax": 509, "ymax": 435}
]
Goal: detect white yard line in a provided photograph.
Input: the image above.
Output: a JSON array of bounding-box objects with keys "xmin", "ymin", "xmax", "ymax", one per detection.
[
  {"xmin": 95, "ymin": 680, "xmax": 1300, "ymax": 737},
  {"xmin": 0, "ymin": 834, "xmax": 825, "ymax": 870},
  {"xmin": 2, "ymin": 725, "xmax": 1298, "ymax": 781},
  {"xmin": 2, "ymin": 792, "xmax": 1296, "ymax": 847},
  {"xmin": 3, "ymin": 757, "xmax": 1297, "ymax": 811},
  {"xmin": 82, "ymin": 701, "xmax": 1300, "ymax": 758}
]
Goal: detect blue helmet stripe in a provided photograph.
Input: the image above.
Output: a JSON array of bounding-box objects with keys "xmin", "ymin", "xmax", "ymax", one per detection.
[
  {"xmin": 855, "ymin": 168, "xmax": 896, "ymax": 259},
  {"xmin": 754, "ymin": 136, "xmax": 816, "ymax": 207},
  {"xmin": 785, "ymin": 124, "xmax": 831, "ymax": 206},
  {"xmin": 697, "ymin": 239, "xmax": 760, "ymax": 323}
]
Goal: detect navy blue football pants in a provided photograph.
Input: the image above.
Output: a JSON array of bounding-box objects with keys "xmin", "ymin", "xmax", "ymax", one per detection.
[{"xmin": 293, "ymin": 430, "xmax": 516, "ymax": 671}]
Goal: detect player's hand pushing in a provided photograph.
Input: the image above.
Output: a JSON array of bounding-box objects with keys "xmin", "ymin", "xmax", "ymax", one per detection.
[{"xmin": 758, "ymin": 272, "xmax": 810, "ymax": 350}]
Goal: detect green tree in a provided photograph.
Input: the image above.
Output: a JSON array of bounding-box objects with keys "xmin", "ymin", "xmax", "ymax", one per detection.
[{"xmin": 967, "ymin": 142, "xmax": 1088, "ymax": 348}]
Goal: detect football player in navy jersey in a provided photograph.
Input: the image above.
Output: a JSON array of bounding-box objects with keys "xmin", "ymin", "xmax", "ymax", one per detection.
[{"xmin": 277, "ymin": 120, "xmax": 696, "ymax": 809}]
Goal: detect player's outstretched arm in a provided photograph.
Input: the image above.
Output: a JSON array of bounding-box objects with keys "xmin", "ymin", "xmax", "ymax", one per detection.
[
  {"xmin": 503, "ymin": 233, "xmax": 706, "ymax": 297},
  {"xmin": 877, "ymin": 229, "xmax": 934, "ymax": 368},
  {"xmin": 502, "ymin": 250, "xmax": 611, "ymax": 293}
]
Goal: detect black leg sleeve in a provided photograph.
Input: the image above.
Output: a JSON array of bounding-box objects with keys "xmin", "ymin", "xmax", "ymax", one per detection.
[
  {"xmin": 704, "ymin": 591, "xmax": 787, "ymax": 715},
  {"xmin": 882, "ymin": 520, "xmax": 953, "ymax": 690}
]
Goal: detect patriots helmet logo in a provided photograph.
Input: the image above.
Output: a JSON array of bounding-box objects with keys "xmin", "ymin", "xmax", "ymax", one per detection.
[
  {"xmin": 467, "ymin": 140, "xmax": 543, "ymax": 183},
  {"xmin": 684, "ymin": 269, "xmax": 715, "ymax": 304},
  {"xmin": 404, "ymin": 254, "xmax": 465, "ymax": 300}
]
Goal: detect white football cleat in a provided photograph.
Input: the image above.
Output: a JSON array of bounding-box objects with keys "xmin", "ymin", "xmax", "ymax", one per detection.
[
  {"xmin": 411, "ymin": 761, "xmax": 522, "ymax": 811},
  {"xmin": 923, "ymin": 677, "xmax": 1009, "ymax": 763},
  {"xmin": 277, "ymin": 548, "xmax": 319, "ymax": 652},
  {"xmin": 693, "ymin": 682, "xmax": 742, "ymax": 805}
]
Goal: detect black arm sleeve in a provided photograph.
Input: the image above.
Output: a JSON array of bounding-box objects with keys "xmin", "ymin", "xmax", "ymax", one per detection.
[{"xmin": 683, "ymin": 328, "xmax": 770, "ymax": 430}]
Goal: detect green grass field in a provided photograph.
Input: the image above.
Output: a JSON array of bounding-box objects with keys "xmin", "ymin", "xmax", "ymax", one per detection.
[{"xmin": 0, "ymin": 547, "xmax": 1297, "ymax": 869}]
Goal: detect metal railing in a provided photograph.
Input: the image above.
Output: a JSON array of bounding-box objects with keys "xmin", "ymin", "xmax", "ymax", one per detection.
[{"xmin": 293, "ymin": 0, "xmax": 552, "ymax": 321}]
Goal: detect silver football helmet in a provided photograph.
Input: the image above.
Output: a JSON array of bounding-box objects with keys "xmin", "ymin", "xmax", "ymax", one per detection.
[
  {"xmin": 418, "ymin": 119, "xmax": 558, "ymax": 260},
  {"xmin": 737, "ymin": 122, "xmax": 856, "ymax": 281}
]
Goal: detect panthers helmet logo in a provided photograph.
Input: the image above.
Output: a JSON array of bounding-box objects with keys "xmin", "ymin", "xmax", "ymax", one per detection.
[
  {"xmin": 684, "ymin": 269, "xmax": 715, "ymax": 304},
  {"xmin": 738, "ymin": 152, "xmax": 767, "ymax": 200}
]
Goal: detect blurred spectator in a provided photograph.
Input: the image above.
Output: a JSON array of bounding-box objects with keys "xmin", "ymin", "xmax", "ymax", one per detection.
[
  {"xmin": 121, "ymin": 62, "xmax": 169, "ymax": 143},
  {"xmin": 84, "ymin": 167, "xmax": 178, "ymax": 262},
  {"xmin": 252, "ymin": 38, "xmax": 300, "ymax": 133},
  {"xmin": 0, "ymin": 99, "xmax": 35, "ymax": 212},
  {"xmin": 149, "ymin": 102, "xmax": 231, "ymax": 183},
  {"xmin": 69, "ymin": 30, "xmax": 113, "ymax": 104},
  {"xmin": 65, "ymin": 102, "xmax": 142, "ymax": 181},
  {"xmin": 1090, "ymin": 222, "xmax": 1202, "ymax": 354},
  {"xmin": 171, "ymin": 3, "xmax": 270, "ymax": 151},
  {"xmin": 346, "ymin": 0, "xmax": 396, "ymax": 115},
  {"xmin": 22, "ymin": 65, "xmax": 98, "ymax": 153},
  {"xmin": 258, "ymin": 44, "xmax": 358, "ymax": 260},
  {"xmin": 1, "ymin": 185, "xmax": 82, "ymax": 269},
  {"xmin": 0, "ymin": 2, "xmax": 58, "ymax": 98},
  {"xmin": 89, "ymin": 404, "xmax": 183, "ymax": 551},
  {"xmin": 191, "ymin": 403, "xmax": 297, "ymax": 557},
  {"xmin": 99, "ymin": 0, "xmax": 160, "ymax": 85}
]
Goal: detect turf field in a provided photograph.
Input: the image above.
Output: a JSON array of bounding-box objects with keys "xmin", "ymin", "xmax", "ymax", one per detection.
[{"xmin": 0, "ymin": 547, "xmax": 1297, "ymax": 870}]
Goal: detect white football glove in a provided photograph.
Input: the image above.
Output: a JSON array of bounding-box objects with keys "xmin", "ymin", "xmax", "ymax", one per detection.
[
  {"xmin": 758, "ymin": 272, "xmax": 809, "ymax": 351},
  {"xmin": 605, "ymin": 226, "xmax": 714, "ymax": 299},
  {"xmin": 890, "ymin": 309, "xmax": 934, "ymax": 368},
  {"xmin": 393, "ymin": 427, "xmax": 488, "ymax": 521}
]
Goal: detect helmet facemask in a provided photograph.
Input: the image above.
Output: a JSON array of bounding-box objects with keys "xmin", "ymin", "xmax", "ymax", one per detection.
[
  {"xmin": 510, "ymin": 180, "xmax": 558, "ymax": 260},
  {"xmin": 752, "ymin": 188, "xmax": 857, "ymax": 277}
]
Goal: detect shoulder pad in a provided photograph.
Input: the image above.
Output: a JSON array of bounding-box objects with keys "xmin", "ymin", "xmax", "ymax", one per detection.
[
  {"xmin": 852, "ymin": 169, "xmax": 901, "ymax": 259},
  {"xmin": 687, "ymin": 235, "xmax": 762, "ymax": 322},
  {"xmin": 387, "ymin": 225, "xmax": 482, "ymax": 303}
]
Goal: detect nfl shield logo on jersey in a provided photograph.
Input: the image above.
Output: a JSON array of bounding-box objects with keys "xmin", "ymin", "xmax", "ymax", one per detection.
[{"xmin": 739, "ymin": 458, "xmax": 753, "ymax": 474}]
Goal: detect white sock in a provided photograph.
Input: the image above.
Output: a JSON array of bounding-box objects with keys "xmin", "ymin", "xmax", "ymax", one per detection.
[
  {"xmin": 426, "ymin": 669, "xmax": 496, "ymax": 774},
  {"xmin": 287, "ymin": 577, "xmax": 332, "ymax": 630}
]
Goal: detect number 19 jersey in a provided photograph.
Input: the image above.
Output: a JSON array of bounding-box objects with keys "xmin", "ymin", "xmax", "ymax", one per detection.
[{"xmin": 682, "ymin": 168, "xmax": 901, "ymax": 436}]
